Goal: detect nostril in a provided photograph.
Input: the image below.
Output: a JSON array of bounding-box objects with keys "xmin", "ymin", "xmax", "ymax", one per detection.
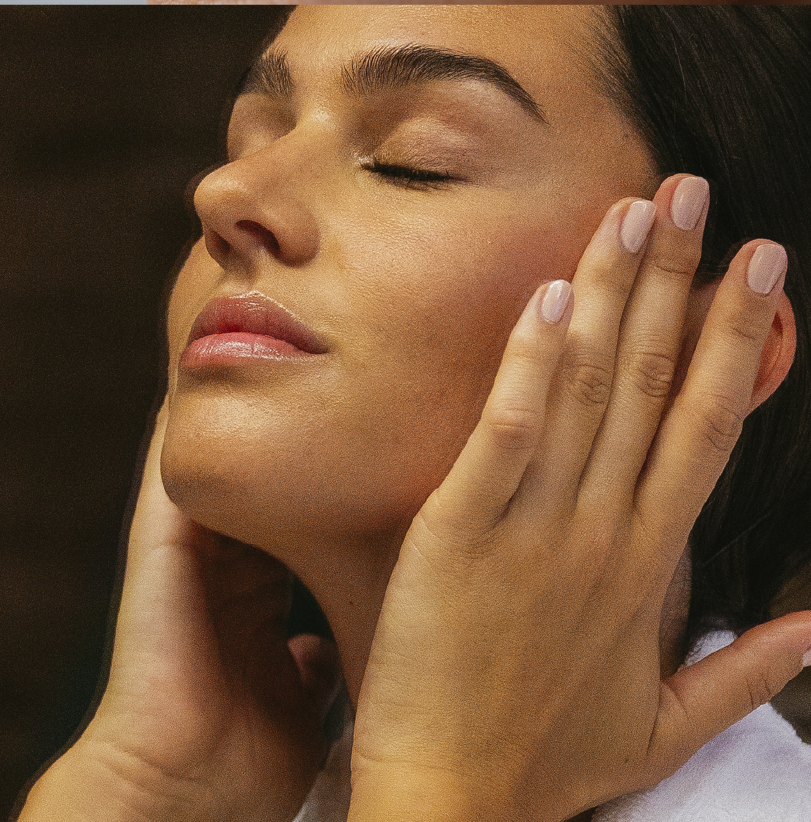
[
  {"xmin": 205, "ymin": 229, "xmax": 231, "ymax": 263},
  {"xmin": 236, "ymin": 220, "xmax": 281, "ymax": 257}
]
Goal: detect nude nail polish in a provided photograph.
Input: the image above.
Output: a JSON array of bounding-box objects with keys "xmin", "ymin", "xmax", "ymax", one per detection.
[
  {"xmin": 747, "ymin": 244, "xmax": 787, "ymax": 295},
  {"xmin": 540, "ymin": 280, "xmax": 572, "ymax": 324},
  {"xmin": 620, "ymin": 200, "xmax": 657, "ymax": 254},
  {"xmin": 671, "ymin": 176, "xmax": 709, "ymax": 231}
]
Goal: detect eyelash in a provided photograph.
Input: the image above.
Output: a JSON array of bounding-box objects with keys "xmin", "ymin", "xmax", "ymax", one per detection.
[{"xmin": 364, "ymin": 159, "xmax": 454, "ymax": 190}]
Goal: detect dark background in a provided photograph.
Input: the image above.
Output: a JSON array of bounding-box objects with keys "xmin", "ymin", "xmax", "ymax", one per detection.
[
  {"xmin": 1, "ymin": 7, "xmax": 809, "ymax": 819},
  {"xmin": 0, "ymin": 8, "xmax": 284, "ymax": 815}
]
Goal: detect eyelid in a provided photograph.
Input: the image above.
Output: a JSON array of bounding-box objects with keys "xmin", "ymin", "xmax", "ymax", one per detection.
[{"xmin": 362, "ymin": 158, "xmax": 456, "ymax": 190}]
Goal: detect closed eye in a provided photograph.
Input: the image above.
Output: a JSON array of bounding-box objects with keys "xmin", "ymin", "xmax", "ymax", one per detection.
[{"xmin": 363, "ymin": 159, "xmax": 454, "ymax": 190}]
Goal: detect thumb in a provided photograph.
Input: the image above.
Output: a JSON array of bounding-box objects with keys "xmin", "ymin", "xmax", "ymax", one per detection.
[{"xmin": 650, "ymin": 612, "xmax": 811, "ymax": 780}]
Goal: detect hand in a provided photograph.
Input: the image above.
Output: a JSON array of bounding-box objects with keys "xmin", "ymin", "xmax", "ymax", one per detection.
[
  {"xmin": 19, "ymin": 404, "xmax": 342, "ymax": 822},
  {"xmin": 349, "ymin": 175, "xmax": 811, "ymax": 822}
]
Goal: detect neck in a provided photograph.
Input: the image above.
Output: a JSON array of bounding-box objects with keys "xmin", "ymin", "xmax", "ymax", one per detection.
[
  {"xmin": 281, "ymin": 527, "xmax": 407, "ymax": 705},
  {"xmin": 280, "ymin": 531, "xmax": 692, "ymax": 707}
]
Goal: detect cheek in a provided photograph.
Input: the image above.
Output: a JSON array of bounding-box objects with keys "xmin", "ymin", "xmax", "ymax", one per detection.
[
  {"xmin": 338, "ymin": 197, "xmax": 584, "ymax": 393},
  {"xmin": 319, "ymin": 202, "xmax": 585, "ymax": 492},
  {"xmin": 160, "ymin": 196, "xmax": 599, "ymax": 544}
]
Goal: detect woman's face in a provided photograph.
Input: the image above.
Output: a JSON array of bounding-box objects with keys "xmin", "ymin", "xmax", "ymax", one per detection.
[{"xmin": 162, "ymin": 6, "xmax": 657, "ymax": 557}]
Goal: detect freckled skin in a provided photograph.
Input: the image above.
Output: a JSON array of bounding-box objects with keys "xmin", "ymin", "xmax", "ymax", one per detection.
[{"xmin": 161, "ymin": 5, "xmax": 657, "ymax": 593}]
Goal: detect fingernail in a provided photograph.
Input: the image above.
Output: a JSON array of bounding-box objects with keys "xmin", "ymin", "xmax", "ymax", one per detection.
[
  {"xmin": 803, "ymin": 648, "xmax": 811, "ymax": 668},
  {"xmin": 671, "ymin": 176, "xmax": 709, "ymax": 231},
  {"xmin": 620, "ymin": 200, "xmax": 657, "ymax": 254},
  {"xmin": 540, "ymin": 280, "xmax": 572, "ymax": 324},
  {"xmin": 747, "ymin": 244, "xmax": 787, "ymax": 295}
]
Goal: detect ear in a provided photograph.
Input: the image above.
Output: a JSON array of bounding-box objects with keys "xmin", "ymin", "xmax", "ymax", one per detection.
[
  {"xmin": 676, "ymin": 283, "xmax": 796, "ymax": 413},
  {"xmin": 749, "ymin": 290, "xmax": 796, "ymax": 412}
]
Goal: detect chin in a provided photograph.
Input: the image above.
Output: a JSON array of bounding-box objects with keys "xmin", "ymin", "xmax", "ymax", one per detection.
[{"xmin": 159, "ymin": 394, "xmax": 447, "ymax": 558}]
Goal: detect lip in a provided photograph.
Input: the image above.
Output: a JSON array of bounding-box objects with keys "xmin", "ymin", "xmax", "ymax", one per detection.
[{"xmin": 181, "ymin": 292, "xmax": 327, "ymax": 369}]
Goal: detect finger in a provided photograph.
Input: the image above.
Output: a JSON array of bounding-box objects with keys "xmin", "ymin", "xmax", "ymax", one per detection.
[
  {"xmin": 649, "ymin": 612, "xmax": 811, "ymax": 784},
  {"xmin": 106, "ymin": 405, "xmax": 223, "ymax": 709},
  {"xmin": 125, "ymin": 407, "xmax": 289, "ymax": 633},
  {"xmin": 104, "ymin": 407, "xmax": 297, "ymax": 747},
  {"xmin": 128, "ymin": 402, "xmax": 217, "ymax": 565},
  {"xmin": 637, "ymin": 240, "xmax": 787, "ymax": 554},
  {"xmin": 116, "ymin": 403, "xmax": 217, "ymax": 640},
  {"xmin": 582, "ymin": 176, "xmax": 708, "ymax": 499},
  {"xmin": 535, "ymin": 198, "xmax": 655, "ymax": 504},
  {"xmin": 125, "ymin": 408, "xmax": 294, "ymax": 683},
  {"xmin": 420, "ymin": 279, "xmax": 573, "ymax": 541}
]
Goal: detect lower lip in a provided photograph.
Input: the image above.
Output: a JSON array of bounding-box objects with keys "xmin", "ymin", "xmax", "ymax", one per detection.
[{"xmin": 180, "ymin": 332, "xmax": 318, "ymax": 369}]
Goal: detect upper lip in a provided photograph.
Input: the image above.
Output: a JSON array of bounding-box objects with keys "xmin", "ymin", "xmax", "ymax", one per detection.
[{"xmin": 187, "ymin": 292, "xmax": 328, "ymax": 355}]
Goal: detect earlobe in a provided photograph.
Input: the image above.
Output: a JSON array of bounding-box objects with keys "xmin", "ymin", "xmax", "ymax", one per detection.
[{"xmin": 750, "ymin": 291, "xmax": 796, "ymax": 412}]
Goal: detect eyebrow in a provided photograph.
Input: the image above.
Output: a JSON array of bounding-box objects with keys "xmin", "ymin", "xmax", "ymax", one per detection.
[
  {"xmin": 239, "ymin": 44, "xmax": 547, "ymax": 124},
  {"xmin": 240, "ymin": 49, "xmax": 293, "ymax": 100}
]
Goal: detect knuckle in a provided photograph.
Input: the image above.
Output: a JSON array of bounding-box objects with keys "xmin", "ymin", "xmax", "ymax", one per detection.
[
  {"xmin": 509, "ymin": 344, "xmax": 544, "ymax": 375},
  {"xmin": 690, "ymin": 395, "xmax": 745, "ymax": 456},
  {"xmin": 647, "ymin": 247, "xmax": 702, "ymax": 281},
  {"xmin": 486, "ymin": 405, "xmax": 541, "ymax": 452},
  {"xmin": 410, "ymin": 502, "xmax": 493, "ymax": 555},
  {"xmin": 743, "ymin": 668, "xmax": 782, "ymax": 712},
  {"xmin": 723, "ymin": 314, "xmax": 765, "ymax": 349},
  {"xmin": 589, "ymin": 261, "xmax": 637, "ymax": 299},
  {"xmin": 562, "ymin": 354, "xmax": 614, "ymax": 410},
  {"xmin": 624, "ymin": 347, "xmax": 676, "ymax": 400}
]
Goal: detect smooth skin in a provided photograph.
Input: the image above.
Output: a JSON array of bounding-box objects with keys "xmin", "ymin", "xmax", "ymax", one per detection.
[{"xmin": 18, "ymin": 7, "xmax": 810, "ymax": 822}]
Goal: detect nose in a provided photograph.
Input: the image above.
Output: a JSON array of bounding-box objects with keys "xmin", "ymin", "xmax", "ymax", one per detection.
[{"xmin": 193, "ymin": 140, "xmax": 321, "ymax": 270}]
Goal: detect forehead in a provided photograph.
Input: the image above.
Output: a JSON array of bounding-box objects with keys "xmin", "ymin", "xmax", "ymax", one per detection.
[{"xmin": 272, "ymin": 6, "xmax": 603, "ymax": 120}]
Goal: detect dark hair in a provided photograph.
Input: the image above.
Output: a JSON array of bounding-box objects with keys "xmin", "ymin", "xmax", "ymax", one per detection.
[{"xmin": 593, "ymin": 6, "xmax": 811, "ymax": 640}]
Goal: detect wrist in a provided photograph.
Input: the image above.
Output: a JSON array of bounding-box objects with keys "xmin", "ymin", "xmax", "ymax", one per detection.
[
  {"xmin": 347, "ymin": 761, "xmax": 590, "ymax": 822},
  {"xmin": 348, "ymin": 765, "xmax": 577, "ymax": 822},
  {"xmin": 348, "ymin": 766, "xmax": 477, "ymax": 822}
]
